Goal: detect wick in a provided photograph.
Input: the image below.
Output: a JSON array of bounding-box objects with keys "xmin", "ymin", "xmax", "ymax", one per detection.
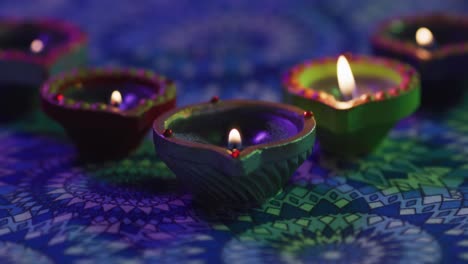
[
  {"xmin": 424, "ymin": 42, "xmax": 438, "ymax": 51},
  {"xmin": 341, "ymin": 93, "xmax": 353, "ymax": 102},
  {"xmin": 229, "ymin": 143, "xmax": 242, "ymax": 151},
  {"xmin": 340, "ymin": 87, "xmax": 358, "ymax": 101}
]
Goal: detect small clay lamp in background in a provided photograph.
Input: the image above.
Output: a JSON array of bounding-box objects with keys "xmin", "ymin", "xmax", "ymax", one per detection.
[
  {"xmin": 371, "ymin": 13, "xmax": 468, "ymax": 108},
  {"xmin": 0, "ymin": 18, "xmax": 87, "ymax": 121},
  {"xmin": 41, "ymin": 67, "xmax": 176, "ymax": 161}
]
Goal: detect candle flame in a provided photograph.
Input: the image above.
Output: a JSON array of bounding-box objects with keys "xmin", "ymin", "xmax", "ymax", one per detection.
[
  {"xmin": 337, "ymin": 55, "xmax": 357, "ymax": 100},
  {"xmin": 30, "ymin": 39, "xmax": 44, "ymax": 53},
  {"xmin": 415, "ymin": 27, "xmax": 434, "ymax": 47},
  {"xmin": 110, "ymin": 90, "xmax": 122, "ymax": 107},
  {"xmin": 228, "ymin": 128, "xmax": 242, "ymax": 149}
]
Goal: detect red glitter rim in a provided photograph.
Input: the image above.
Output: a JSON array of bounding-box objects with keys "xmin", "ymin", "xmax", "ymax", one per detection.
[
  {"xmin": 282, "ymin": 55, "xmax": 419, "ymax": 110},
  {"xmin": 371, "ymin": 13, "xmax": 468, "ymax": 60},
  {"xmin": 0, "ymin": 18, "xmax": 87, "ymax": 66},
  {"xmin": 40, "ymin": 67, "xmax": 176, "ymax": 117}
]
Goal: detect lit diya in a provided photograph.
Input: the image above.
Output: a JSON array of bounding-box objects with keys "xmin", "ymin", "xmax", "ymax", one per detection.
[
  {"xmin": 283, "ymin": 54, "xmax": 420, "ymax": 156},
  {"xmin": 0, "ymin": 18, "xmax": 87, "ymax": 121},
  {"xmin": 41, "ymin": 68, "xmax": 176, "ymax": 160},
  {"xmin": 371, "ymin": 13, "xmax": 468, "ymax": 107},
  {"xmin": 153, "ymin": 99, "xmax": 316, "ymax": 206}
]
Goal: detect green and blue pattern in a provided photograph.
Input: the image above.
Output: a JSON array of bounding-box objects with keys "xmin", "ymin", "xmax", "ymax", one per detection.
[{"xmin": 0, "ymin": 0, "xmax": 467, "ymax": 263}]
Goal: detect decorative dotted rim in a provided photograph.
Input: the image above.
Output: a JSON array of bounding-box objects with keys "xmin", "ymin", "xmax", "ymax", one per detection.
[
  {"xmin": 283, "ymin": 55, "xmax": 418, "ymax": 110},
  {"xmin": 372, "ymin": 13, "xmax": 468, "ymax": 60},
  {"xmin": 41, "ymin": 67, "xmax": 176, "ymax": 117},
  {"xmin": 154, "ymin": 99, "xmax": 316, "ymax": 160},
  {"xmin": 0, "ymin": 18, "xmax": 87, "ymax": 66}
]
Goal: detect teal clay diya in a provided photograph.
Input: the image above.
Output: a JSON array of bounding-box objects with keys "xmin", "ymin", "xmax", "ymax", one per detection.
[
  {"xmin": 0, "ymin": 18, "xmax": 87, "ymax": 121},
  {"xmin": 283, "ymin": 55, "xmax": 420, "ymax": 156},
  {"xmin": 153, "ymin": 99, "xmax": 316, "ymax": 206},
  {"xmin": 371, "ymin": 13, "xmax": 468, "ymax": 107},
  {"xmin": 41, "ymin": 68, "xmax": 176, "ymax": 160}
]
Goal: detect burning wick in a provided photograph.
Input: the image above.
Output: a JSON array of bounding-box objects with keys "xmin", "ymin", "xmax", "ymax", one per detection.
[
  {"xmin": 415, "ymin": 27, "xmax": 435, "ymax": 48},
  {"xmin": 337, "ymin": 55, "xmax": 358, "ymax": 101},
  {"xmin": 228, "ymin": 128, "xmax": 242, "ymax": 150},
  {"xmin": 110, "ymin": 90, "xmax": 123, "ymax": 108},
  {"xmin": 30, "ymin": 39, "xmax": 44, "ymax": 53}
]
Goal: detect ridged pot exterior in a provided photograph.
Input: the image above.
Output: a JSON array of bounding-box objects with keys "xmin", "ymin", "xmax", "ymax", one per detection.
[{"xmin": 158, "ymin": 146, "xmax": 313, "ymax": 207}]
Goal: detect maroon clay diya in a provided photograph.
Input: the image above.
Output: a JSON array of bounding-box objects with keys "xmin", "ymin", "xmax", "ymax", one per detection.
[
  {"xmin": 41, "ymin": 68, "xmax": 176, "ymax": 160},
  {"xmin": 0, "ymin": 18, "xmax": 87, "ymax": 121},
  {"xmin": 371, "ymin": 13, "xmax": 468, "ymax": 107},
  {"xmin": 153, "ymin": 99, "xmax": 316, "ymax": 207},
  {"xmin": 283, "ymin": 54, "xmax": 420, "ymax": 156}
]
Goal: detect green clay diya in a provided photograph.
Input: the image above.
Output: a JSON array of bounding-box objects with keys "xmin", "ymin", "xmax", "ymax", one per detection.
[
  {"xmin": 0, "ymin": 18, "xmax": 87, "ymax": 121},
  {"xmin": 41, "ymin": 67, "xmax": 176, "ymax": 161},
  {"xmin": 283, "ymin": 54, "xmax": 420, "ymax": 156},
  {"xmin": 153, "ymin": 99, "xmax": 316, "ymax": 207}
]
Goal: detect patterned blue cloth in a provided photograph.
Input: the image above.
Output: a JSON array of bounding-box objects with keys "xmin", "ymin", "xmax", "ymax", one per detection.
[{"xmin": 0, "ymin": 0, "xmax": 468, "ymax": 263}]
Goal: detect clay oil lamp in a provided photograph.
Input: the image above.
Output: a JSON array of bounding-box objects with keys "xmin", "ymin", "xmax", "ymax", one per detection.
[
  {"xmin": 371, "ymin": 13, "xmax": 468, "ymax": 108},
  {"xmin": 41, "ymin": 67, "xmax": 176, "ymax": 160},
  {"xmin": 153, "ymin": 99, "xmax": 316, "ymax": 207},
  {"xmin": 283, "ymin": 54, "xmax": 420, "ymax": 156},
  {"xmin": 0, "ymin": 18, "xmax": 87, "ymax": 121}
]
